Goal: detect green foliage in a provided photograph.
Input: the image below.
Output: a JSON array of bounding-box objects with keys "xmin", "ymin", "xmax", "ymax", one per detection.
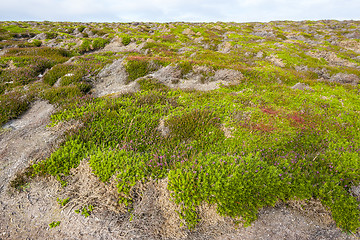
[
  {"xmin": 9, "ymin": 166, "xmax": 34, "ymax": 192},
  {"xmin": 165, "ymin": 109, "xmax": 223, "ymax": 143},
  {"xmin": 49, "ymin": 221, "xmax": 61, "ymax": 228},
  {"xmin": 78, "ymin": 38, "xmax": 110, "ymax": 53},
  {"xmin": 178, "ymin": 61, "xmax": 193, "ymax": 77},
  {"xmin": 57, "ymin": 197, "xmax": 70, "ymax": 207},
  {"xmin": 33, "ymin": 137, "xmax": 88, "ymax": 176},
  {"xmin": 39, "ymin": 85, "xmax": 84, "ymax": 104},
  {"xmin": 75, "ymin": 205, "xmax": 94, "ymax": 218},
  {"xmin": 79, "ymin": 39, "xmax": 92, "ymax": 53},
  {"xmin": 3, "ymin": 21, "xmax": 360, "ymax": 234},
  {"xmin": 121, "ymin": 35, "xmax": 131, "ymax": 46},
  {"xmin": 92, "ymin": 38, "xmax": 110, "ymax": 50},
  {"xmin": 3, "ymin": 25, "xmax": 28, "ymax": 33},
  {"xmin": 168, "ymin": 153, "xmax": 285, "ymax": 228},
  {"xmin": 77, "ymin": 26, "xmax": 86, "ymax": 32},
  {"xmin": 137, "ymin": 77, "xmax": 169, "ymax": 92},
  {"xmin": 6, "ymin": 47, "xmax": 72, "ymax": 59},
  {"xmin": 43, "ymin": 64, "xmax": 77, "ymax": 86},
  {"xmin": 124, "ymin": 59, "xmax": 150, "ymax": 83},
  {"xmin": 0, "ymin": 90, "xmax": 33, "ymax": 126},
  {"xmin": 18, "ymin": 39, "xmax": 42, "ymax": 48}
]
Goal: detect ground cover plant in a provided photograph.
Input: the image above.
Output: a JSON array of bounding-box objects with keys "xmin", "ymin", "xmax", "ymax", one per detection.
[{"xmin": 1, "ymin": 20, "xmax": 360, "ymax": 236}]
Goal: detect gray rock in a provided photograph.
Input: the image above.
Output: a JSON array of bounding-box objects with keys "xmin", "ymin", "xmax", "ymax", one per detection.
[
  {"xmin": 194, "ymin": 37, "xmax": 204, "ymax": 43},
  {"xmin": 93, "ymin": 58, "xmax": 141, "ymax": 97},
  {"xmin": 291, "ymin": 82, "xmax": 313, "ymax": 91},
  {"xmin": 314, "ymin": 68, "xmax": 330, "ymax": 79},
  {"xmin": 256, "ymin": 51, "xmax": 264, "ymax": 58},
  {"xmin": 344, "ymin": 32, "xmax": 360, "ymax": 39},
  {"xmin": 83, "ymin": 28, "xmax": 94, "ymax": 36},
  {"xmin": 55, "ymin": 35, "xmax": 65, "ymax": 40},
  {"xmin": 150, "ymin": 64, "xmax": 182, "ymax": 84},
  {"xmin": 75, "ymin": 33, "xmax": 84, "ymax": 38},
  {"xmin": 182, "ymin": 28, "xmax": 195, "ymax": 35},
  {"xmin": 177, "ymin": 47, "xmax": 192, "ymax": 54},
  {"xmin": 210, "ymin": 69, "xmax": 244, "ymax": 82},
  {"xmin": 288, "ymin": 34, "xmax": 307, "ymax": 41},
  {"xmin": 32, "ymin": 33, "xmax": 47, "ymax": 40},
  {"xmin": 156, "ymin": 119, "xmax": 170, "ymax": 137},
  {"xmin": 218, "ymin": 42, "xmax": 232, "ymax": 54},
  {"xmin": 73, "ymin": 28, "xmax": 81, "ymax": 34},
  {"xmin": 252, "ymin": 31, "xmax": 275, "ymax": 38},
  {"xmin": 329, "ymin": 73, "xmax": 359, "ymax": 85},
  {"xmin": 351, "ymin": 184, "xmax": 360, "ymax": 201}
]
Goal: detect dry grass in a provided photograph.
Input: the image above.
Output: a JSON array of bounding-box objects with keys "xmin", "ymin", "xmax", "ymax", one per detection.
[
  {"xmin": 287, "ymin": 198, "xmax": 334, "ymax": 225},
  {"xmin": 63, "ymin": 159, "xmax": 124, "ymax": 214}
]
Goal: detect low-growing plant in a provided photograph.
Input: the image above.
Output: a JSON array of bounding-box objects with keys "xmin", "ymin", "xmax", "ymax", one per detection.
[
  {"xmin": 8, "ymin": 21, "xmax": 360, "ymax": 235},
  {"xmin": 0, "ymin": 90, "xmax": 34, "ymax": 126},
  {"xmin": 57, "ymin": 197, "xmax": 70, "ymax": 207},
  {"xmin": 75, "ymin": 205, "xmax": 94, "ymax": 218},
  {"xmin": 165, "ymin": 109, "xmax": 223, "ymax": 143},
  {"xmin": 49, "ymin": 221, "xmax": 61, "ymax": 228},
  {"xmin": 121, "ymin": 35, "xmax": 131, "ymax": 46},
  {"xmin": 9, "ymin": 166, "xmax": 34, "ymax": 192},
  {"xmin": 124, "ymin": 59, "xmax": 150, "ymax": 83},
  {"xmin": 78, "ymin": 38, "xmax": 110, "ymax": 53},
  {"xmin": 39, "ymin": 85, "xmax": 84, "ymax": 104},
  {"xmin": 137, "ymin": 77, "xmax": 169, "ymax": 92}
]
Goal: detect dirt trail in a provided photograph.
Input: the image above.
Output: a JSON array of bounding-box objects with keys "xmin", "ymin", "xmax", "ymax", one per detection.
[{"xmin": 0, "ymin": 101, "xmax": 55, "ymax": 194}]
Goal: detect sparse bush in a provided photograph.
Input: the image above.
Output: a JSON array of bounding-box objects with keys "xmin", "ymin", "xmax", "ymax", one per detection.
[
  {"xmin": 165, "ymin": 109, "xmax": 223, "ymax": 142},
  {"xmin": 121, "ymin": 35, "xmax": 131, "ymax": 46},
  {"xmin": 78, "ymin": 39, "xmax": 92, "ymax": 53},
  {"xmin": 124, "ymin": 59, "xmax": 149, "ymax": 83},
  {"xmin": 78, "ymin": 38, "xmax": 109, "ymax": 53},
  {"xmin": 43, "ymin": 64, "xmax": 77, "ymax": 86},
  {"xmin": 137, "ymin": 77, "xmax": 169, "ymax": 92},
  {"xmin": 39, "ymin": 85, "xmax": 83, "ymax": 104},
  {"xmin": 92, "ymin": 38, "xmax": 109, "ymax": 50},
  {"xmin": 0, "ymin": 90, "xmax": 33, "ymax": 126},
  {"xmin": 49, "ymin": 221, "xmax": 61, "ymax": 228}
]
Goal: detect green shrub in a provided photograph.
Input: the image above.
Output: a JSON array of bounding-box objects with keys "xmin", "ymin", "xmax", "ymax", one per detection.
[
  {"xmin": 49, "ymin": 221, "xmax": 61, "ymax": 228},
  {"xmin": 33, "ymin": 137, "xmax": 88, "ymax": 176},
  {"xmin": 165, "ymin": 109, "xmax": 223, "ymax": 142},
  {"xmin": 138, "ymin": 77, "xmax": 169, "ymax": 92},
  {"xmin": 78, "ymin": 38, "xmax": 110, "ymax": 53},
  {"xmin": 43, "ymin": 64, "xmax": 77, "ymax": 86},
  {"xmin": 0, "ymin": 91, "xmax": 33, "ymax": 126},
  {"xmin": 57, "ymin": 197, "xmax": 70, "ymax": 207},
  {"xmin": 77, "ymin": 26, "xmax": 86, "ymax": 32},
  {"xmin": 40, "ymin": 85, "xmax": 83, "ymax": 104},
  {"xmin": 79, "ymin": 39, "xmax": 92, "ymax": 53},
  {"xmin": 92, "ymin": 38, "xmax": 109, "ymax": 50},
  {"xmin": 121, "ymin": 36, "xmax": 131, "ymax": 46},
  {"xmin": 1, "ymin": 68, "xmax": 37, "ymax": 85},
  {"xmin": 46, "ymin": 32, "xmax": 58, "ymax": 39},
  {"xmin": 178, "ymin": 61, "xmax": 193, "ymax": 77},
  {"xmin": 6, "ymin": 47, "xmax": 72, "ymax": 59},
  {"xmin": 124, "ymin": 59, "xmax": 149, "ymax": 83},
  {"xmin": 75, "ymin": 205, "xmax": 94, "ymax": 218},
  {"xmin": 168, "ymin": 153, "xmax": 286, "ymax": 228}
]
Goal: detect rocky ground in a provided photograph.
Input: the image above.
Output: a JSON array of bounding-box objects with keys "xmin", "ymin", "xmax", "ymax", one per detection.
[{"xmin": 0, "ymin": 20, "xmax": 360, "ymax": 239}]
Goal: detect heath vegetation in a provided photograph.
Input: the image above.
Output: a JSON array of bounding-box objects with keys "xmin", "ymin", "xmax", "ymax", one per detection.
[{"xmin": 1, "ymin": 20, "xmax": 360, "ymax": 235}]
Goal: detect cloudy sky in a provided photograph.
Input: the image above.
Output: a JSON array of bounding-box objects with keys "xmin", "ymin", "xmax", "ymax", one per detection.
[{"xmin": 1, "ymin": 0, "xmax": 359, "ymax": 22}]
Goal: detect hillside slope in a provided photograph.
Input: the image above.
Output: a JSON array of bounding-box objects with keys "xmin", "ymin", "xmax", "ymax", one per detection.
[{"xmin": 0, "ymin": 20, "xmax": 360, "ymax": 239}]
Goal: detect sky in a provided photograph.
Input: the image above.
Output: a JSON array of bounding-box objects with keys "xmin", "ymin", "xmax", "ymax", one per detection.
[{"xmin": 0, "ymin": 0, "xmax": 359, "ymax": 23}]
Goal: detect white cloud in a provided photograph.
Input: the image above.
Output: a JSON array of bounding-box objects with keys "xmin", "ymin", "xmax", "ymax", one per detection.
[{"xmin": 0, "ymin": 0, "xmax": 359, "ymax": 22}]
